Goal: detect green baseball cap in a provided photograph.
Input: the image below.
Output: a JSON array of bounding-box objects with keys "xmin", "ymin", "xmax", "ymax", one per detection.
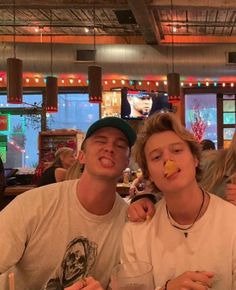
[{"xmin": 84, "ymin": 117, "xmax": 136, "ymax": 147}]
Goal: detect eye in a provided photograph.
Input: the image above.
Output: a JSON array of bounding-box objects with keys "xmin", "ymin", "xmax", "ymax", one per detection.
[
  {"xmin": 116, "ymin": 141, "xmax": 128, "ymax": 149},
  {"xmin": 95, "ymin": 137, "xmax": 106, "ymax": 144},
  {"xmin": 150, "ymin": 153, "xmax": 161, "ymax": 161}
]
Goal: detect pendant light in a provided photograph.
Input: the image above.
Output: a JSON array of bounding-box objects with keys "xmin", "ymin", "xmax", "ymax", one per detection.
[
  {"xmin": 7, "ymin": 0, "xmax": 23, "ymax": 104},
  {"xmin": 167, "ymin": 0, "xmax": 180, "ymax": 101},
  {"xmin": 46, "ymin": 9, "xmax": 58, "ymax": 113},
  {"xmin": 88, "ymin": 7, "xmax": 102, "ymax": 103}
]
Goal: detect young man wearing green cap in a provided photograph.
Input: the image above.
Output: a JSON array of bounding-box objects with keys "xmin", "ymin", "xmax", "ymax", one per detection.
[{"xmin": 0, "ymin": 117, "xmax": 154, "ymax": 290}]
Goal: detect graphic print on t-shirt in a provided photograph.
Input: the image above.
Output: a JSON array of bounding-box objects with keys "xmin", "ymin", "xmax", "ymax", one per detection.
[{"xmin": 45, "ymin": 236, "xmax": 98, "ymax": 288}]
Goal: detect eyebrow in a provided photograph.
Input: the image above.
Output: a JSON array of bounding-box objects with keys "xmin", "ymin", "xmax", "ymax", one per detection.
[
  {"xmin": 93, "ymin": 134, "xmax": 128, "ymax": 144},
  {"xmin": 147, "ymin": 141, "xmax": 184, "ymax": 155}
]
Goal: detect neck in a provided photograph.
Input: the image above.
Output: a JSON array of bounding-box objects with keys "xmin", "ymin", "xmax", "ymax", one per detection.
[
  {"xmin": 165, "ymin": 185, "xmax": 207, "ymax": 225},
  {"xmin": 76, "ymin": 173, "xmax": 117, "ymax": 215}
]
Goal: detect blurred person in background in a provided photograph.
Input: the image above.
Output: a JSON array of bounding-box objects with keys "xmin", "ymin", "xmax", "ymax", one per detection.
[
  {"xmin": 37, "ymin": 147, "xmax": 76, "ymax": 187},
  {"xmin": 200, "ymin": 139, "xmax": 216, "ymax": 151},
  {"xmin": 200, "ymin": 131, "xmax": 236, "ymax": 201}
]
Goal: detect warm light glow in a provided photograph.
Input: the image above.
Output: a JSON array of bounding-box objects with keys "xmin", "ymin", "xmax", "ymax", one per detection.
[
  {"xmin": 189, "ymin": 83, "xmax": 192, "ymax": 86},
  {"xmin": 112, "ymin": 80, "xmax": 116, "ymax": 84},
  {"xmin": 35, "ymin": 78, "xmax": 39, "ymax": 83},
  {"xmin": 0, "ymin": 77, "xmax": 3, "ymax": 82},
  {"xmin": 164, "ymin": 80, "xmax": 167, "ymax": 85},
  {"xmin": 104, "ymin": 80, "xmax": 108, "ymax": 85},
  {"xmin": 155, "ymin": 81, "xmax": 159, "ymax": 86},
  {"xmin": 84, "ymin": 28, "xmax": 89, "ymax": 33},
  {"xmin": 121, "ymin": 80, "xmax": 125, "ymax": 85},
  {"xmin": 26, "ymin": 78, "xmax": 30, "ymax": 83},
  {"xmin": 78, "ymin": 79, "xmax": 81, "ymax": 83},
  {"xmin": 222, "ymin": 82, "xmax": 226, "ymax": 87},
  {"xmin": 34, "ymin": 27, "xmax": 39, "ymax": 33},
  {"xmin": 206, "ymin": 81, "xmax": 209, "ymax": 86},
  {"xmin": 69, "ymin": 79, "xmax": 74, "ymax": 84},
  {"xmin": 173, "ymin": 26, "xmax": 177, "ymax": 33},
  {"xmin": 231, "ymin": 82, "xmax": 234, "ymax": 87},
  {"xmin": 181, "ymin": 82, "xmax": 184, "ymax": 86},
  {"xmin": 61, "ymin": 79, "xmax": 65, "ymax": 84},
  {"xmin": 147, "ymin": 81, "xmax": 150, "ymax": 85},
  {"xmin": 138, "ymin": 81, "xmax": 142, "ymax": 86}
]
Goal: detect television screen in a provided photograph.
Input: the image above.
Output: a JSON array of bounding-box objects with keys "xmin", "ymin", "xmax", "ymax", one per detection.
[{"xmin": 121, "ymin": 89, "xmax": 172, "ymax": 120}]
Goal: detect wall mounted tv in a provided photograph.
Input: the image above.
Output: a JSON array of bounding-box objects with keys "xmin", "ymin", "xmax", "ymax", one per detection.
[{"xmin": 120, "ymin": 88, "xmax": 172, "ymax": 120}]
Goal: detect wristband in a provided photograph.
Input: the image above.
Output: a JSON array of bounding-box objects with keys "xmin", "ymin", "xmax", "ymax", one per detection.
[
  {"xmin": 164, "ymin": 279, "xmax": 170, "ymax": 290},
  {"xmin": 130, "ymin": 193, "xmax": 157, "ymax": 204}
]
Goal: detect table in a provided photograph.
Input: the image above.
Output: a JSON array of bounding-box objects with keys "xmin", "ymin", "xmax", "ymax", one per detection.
[{"xmin": 4, "ymin": 185, "xmax": 36, "ymax": 196}]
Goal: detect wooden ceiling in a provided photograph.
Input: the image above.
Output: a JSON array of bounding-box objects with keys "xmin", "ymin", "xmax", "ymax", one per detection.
[{"xmin": 1, "ymin": 0, "xmax": 236, "ymax": 45}]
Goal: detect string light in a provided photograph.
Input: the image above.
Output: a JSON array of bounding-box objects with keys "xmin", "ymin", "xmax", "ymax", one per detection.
[{"xmin": 1, "ymin": 76, "xmax": 236, "ymax": 89}]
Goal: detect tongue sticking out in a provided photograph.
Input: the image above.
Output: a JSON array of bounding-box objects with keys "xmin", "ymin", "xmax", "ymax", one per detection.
[{"xmin": 164, "ymin": 160, "xmax": 180, "ymax": 178}]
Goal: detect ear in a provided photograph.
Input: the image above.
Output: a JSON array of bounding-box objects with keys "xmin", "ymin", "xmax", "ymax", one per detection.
[
  {"xmin": 78, "ymin": 150, "xmax": 85, "ymax": 165},
  {"xmin": 194, "ymin": 156, "xmax": 199, "ymax": 168}
]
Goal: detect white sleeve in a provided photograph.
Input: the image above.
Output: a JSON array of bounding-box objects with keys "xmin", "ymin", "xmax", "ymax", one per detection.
[{"xmin": 0, "ymin": 196, "xmax": 28, "ymax": 273}]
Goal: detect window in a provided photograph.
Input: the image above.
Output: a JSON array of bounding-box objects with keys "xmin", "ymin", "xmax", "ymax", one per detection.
[{"xmin": 0, "ymin": 93, "xmax": 99, "ymax": 168}]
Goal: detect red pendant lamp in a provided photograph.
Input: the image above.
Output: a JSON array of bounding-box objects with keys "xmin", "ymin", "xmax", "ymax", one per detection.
[
  {"xmin": 46, "ymin": 10, "xmax": 58, "ymax": 113},
  {"xmin": 7, "ymin": 0, "xmax": 23, "ymax": 104},
  {"xmin": 88, "ymin": 8, "xmax": 102, "ymax": 103},
  {"xmin": 167, "ymin": 0, "xmax": 181, "ymax": 102}
]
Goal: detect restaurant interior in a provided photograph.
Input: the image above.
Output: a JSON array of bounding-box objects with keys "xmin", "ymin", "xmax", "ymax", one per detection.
[{"xmin": 0, "ymin": 0, "xmax": 235, "ymax": 207}]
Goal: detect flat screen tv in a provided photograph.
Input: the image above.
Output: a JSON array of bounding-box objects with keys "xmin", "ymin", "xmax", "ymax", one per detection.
[{"xmin": 121, "ymin": 88, "xmax": 172, "ymax": 120}]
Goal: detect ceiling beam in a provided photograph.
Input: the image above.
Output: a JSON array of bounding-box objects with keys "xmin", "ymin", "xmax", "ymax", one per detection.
[
  {"xmin": 0, "ymin": 0, "xmax": 129, "ymax": 9},
  {"xmin": 149, "ymin": 0, "xmax": 236, "ymax": 9},
  {"xmin": 128, "ymin": 0, "xmax": 160, "ymax": 45}
]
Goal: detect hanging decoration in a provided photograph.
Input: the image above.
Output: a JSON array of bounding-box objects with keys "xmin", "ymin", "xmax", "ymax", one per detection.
[
  {"xmin": 46, "ymin": 9, "xmax": 58, "ymax": 113},
  {"xmin": 7, "ymin": 0, "xmax": 23, "ymax": 104},
  {"xmin": 88, "ymin": 7, "xmax": 102, "ymax": 103}
]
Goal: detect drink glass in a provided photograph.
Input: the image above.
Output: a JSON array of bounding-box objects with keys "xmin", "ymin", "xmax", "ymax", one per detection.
[{"xmin": 111, "ymin": 261, "xmax": 154, "ymax": 290}]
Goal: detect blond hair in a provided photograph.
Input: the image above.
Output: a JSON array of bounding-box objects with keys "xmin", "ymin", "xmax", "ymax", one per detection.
[
  {"xmin": 134, "ymin": 112, "xmax": 202, "ymax": 187},
  {"xmin": 200, "ymin": 130, "xmax": 236, "ymax": 191},
  {"xmin": 53, "ymin": 147, "xmax": 74, "ymax": 168},
  {"xmin": 65, "ymin": 160, "xmax": 83, "ymax": 180}
]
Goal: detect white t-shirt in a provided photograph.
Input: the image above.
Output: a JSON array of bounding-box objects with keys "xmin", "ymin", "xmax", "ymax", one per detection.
[
  {"xmin": 121, "ymin": 193, "xmax": 236, "ymax": 290},
  {"xmin": 0, "ymin": 179, "xmax": 127, "ymax": 290}
]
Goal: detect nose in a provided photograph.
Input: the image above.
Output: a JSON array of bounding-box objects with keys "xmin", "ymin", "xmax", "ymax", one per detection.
[
  {"xmin": 162, "ymin": 150, "xmax": 172, "ymax": 164},
  {"xmin": 103, "ymin": 142, "xmax": 115, "ymax": 153}
]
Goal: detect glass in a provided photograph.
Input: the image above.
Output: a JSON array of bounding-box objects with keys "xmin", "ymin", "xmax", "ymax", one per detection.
[{"xmin": 111, "ymin": 261, "xmax": 154, "ymax": 290}]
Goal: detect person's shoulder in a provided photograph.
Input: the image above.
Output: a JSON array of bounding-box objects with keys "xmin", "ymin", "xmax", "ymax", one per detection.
[
  {"xmin": 210, "ymin": 193, "xmax": 236, "ymax": 215},
  {"xmin": 18, "ymin": 179, "xmax": 76, "ymax": 204}
]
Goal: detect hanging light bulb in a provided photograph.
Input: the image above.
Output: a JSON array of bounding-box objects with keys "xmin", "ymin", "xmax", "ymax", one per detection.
[{"xmin": 7, "ymin": 0, "xmax": 23, "ymax": 104}]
